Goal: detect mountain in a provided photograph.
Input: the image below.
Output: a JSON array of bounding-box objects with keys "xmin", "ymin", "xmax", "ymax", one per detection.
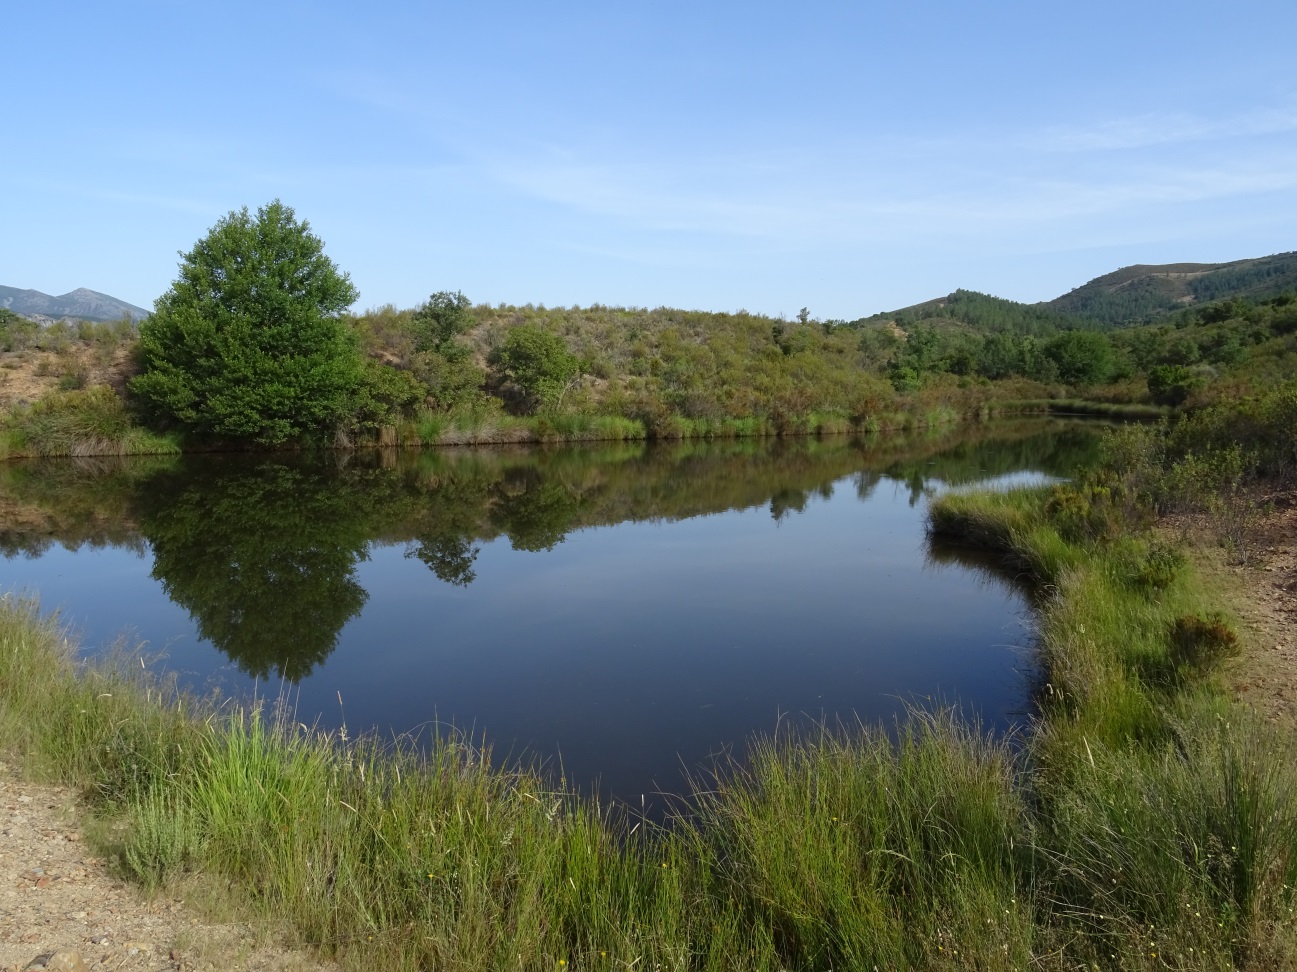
[
  {"xmin": 0, "ymin": 285, "xmax": 150, "ymax": 322},
  {"xmin": 1046, "ymin": 252, "xmax": 1297, "ymax": 326},
  {"xmin": 858, "ymin": 289, "xmax": 1083, "ymax": 335},
  {"xmin": 865, "ymin": 251, "xmax": 1297, "ymax": 333}
]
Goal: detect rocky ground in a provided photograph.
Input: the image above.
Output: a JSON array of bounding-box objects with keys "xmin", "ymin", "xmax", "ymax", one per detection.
[{"xmin": 0, "ymin": 766, "xmax": 334, "ymax": 972}]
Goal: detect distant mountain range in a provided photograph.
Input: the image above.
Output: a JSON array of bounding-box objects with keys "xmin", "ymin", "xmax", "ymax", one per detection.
[
  {"xmin": 868, "ymin": 250, "xmax": 1297, "ymax": 332},
  {"xmin": 0, "ymin": 285, "xmax": 150, "ymax": 322},
  {"xmin": 5, "ymin": 250, "xmax": 1295, "ymax": 331}
]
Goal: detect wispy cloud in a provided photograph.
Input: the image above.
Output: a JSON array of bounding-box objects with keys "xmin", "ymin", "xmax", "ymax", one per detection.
[
  {"xmin": 480, "ymin": 139, "xmax": 1297, "ymax": 247},
  {"xmin": 10, "ymin": 176, "xmax": 219, "ymax": 216},
  {"xmin": 1026, "ymin": 105, "xmax": 1297, "ymax": 153}
]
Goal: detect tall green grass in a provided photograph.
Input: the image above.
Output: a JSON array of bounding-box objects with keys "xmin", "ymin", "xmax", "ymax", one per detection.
[
  {"xmin": 930, "ymin": 483, "xmax": 1297, "ymax": 967},
  {"xmin": 1, "ymin": 386, "xmax": 181, "ymax": 459}
]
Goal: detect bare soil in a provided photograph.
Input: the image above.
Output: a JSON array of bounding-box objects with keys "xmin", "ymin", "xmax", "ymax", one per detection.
[
  {"xmin": 1215, "ymin": 490, "xmax": 1297, "ymax": 732},
  {"xmin": 0, "ymin": 764, "xmax": 335, "ymax": 972},
  {"xmin": 0, "ymin": 346, "xmax": 136, "ymax": 411}
]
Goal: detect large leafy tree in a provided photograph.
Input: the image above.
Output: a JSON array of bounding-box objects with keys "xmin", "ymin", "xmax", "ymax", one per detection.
[{"xmin": 131, "ymin": 200, "xmax": 363, "ymax": 443}]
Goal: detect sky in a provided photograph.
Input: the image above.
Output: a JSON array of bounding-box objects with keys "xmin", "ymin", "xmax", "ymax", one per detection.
[{"xmin": 4, "ymin": 0, "xmax": 1297, "ymax": 319}]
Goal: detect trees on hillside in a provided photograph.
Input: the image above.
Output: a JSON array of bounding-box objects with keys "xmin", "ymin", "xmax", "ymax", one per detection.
[
  {"xmin": 491, "ymin": 324, "xmax": 580, "ymax": 413},
  {"xmin": 131, "ymin": 200, "xmax": 363, "ymax": 444},
  {"xmin": 413, "ymin": 290, "xmax": 474, "ymax": 355},
  {"xmin": 1042, "ymin": 331, "xmax": 1116, "ymax": 386}
]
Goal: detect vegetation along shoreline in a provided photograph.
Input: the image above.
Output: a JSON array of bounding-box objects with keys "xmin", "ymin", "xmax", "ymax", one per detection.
[{"xmin": 5, "ymin": 204, "xmax": 1289, "ymax": 461}]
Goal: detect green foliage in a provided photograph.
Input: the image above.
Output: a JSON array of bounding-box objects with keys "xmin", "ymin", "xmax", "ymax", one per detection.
[
  {"xmin": 411, "ymin": 289, "xmax": 474, "ymax": 353},
  {"xmin": 351, "ymin": 359, "xmax": 426, "ymax": 432},
  {"xmin": 130, "ymin": 200, "xmax": 363, "ymax": 444},
  {"xmin": 0, "ymin": 308, "xmax": 39, "ymax": 351},
  {"xmin": 1042, "ymin": 329, "xmax": 1116, "ymax": 385},
  {"xmin": 1147, "ymin": 363, "xmax": 1206, "ymax": 406},
  {"xmin": 491, "ymin": 323, "xmax": 581, "ymax": 413},
  {"xmin": 411, "ymin": 349, "xmax": 490, "ymax": 413}
]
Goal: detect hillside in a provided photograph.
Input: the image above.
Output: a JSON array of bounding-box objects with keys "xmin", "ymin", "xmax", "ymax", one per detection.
[
  {"xmin": 858, "ymin": 289, "xmax": 1082, "ymax": 335},
  {"xmin": 1046, "ymin": 251, "xmax": 1297, "ymax": 326},
  {"xmin": 0, "ymin": 285, "xmax": 149, "ymax": 322},
  {"xmin": 867, "ymin": 251, "xmax": 1297, "ymax": 334}
]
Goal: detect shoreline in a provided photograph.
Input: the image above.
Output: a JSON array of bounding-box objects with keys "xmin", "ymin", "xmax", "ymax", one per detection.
[{"xmin": 0, "ymin": 395, "xmax": 1165, "ymax": 462}]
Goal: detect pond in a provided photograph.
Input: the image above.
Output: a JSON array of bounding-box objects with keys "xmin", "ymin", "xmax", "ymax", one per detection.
[{"xmin": 0, "ymin": 418, "xmax": 1103, "ymax": 805}]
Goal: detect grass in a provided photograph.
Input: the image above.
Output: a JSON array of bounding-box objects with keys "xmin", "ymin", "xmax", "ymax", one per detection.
[
  {"xmin": 929, "ymin": 483, "xmax": 1297, "ymax": 967},
  {"xmin": 0, "ymin": 386, "xmax": 181, "ymax": 459},
  {"xmin": 0, "ymin": 380, "xmax": 1094, "ymax": 461},
  {"xmin": 382, "ymin": 405, "xmax": 973, "ymax": 451}
]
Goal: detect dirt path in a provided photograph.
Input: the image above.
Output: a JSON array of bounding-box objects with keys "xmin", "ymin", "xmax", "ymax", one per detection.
[
  {"xmin": 0, "ymin": 764, "xmax": 335, "ymax": 972},
  {"xmin": 1221, "ymin": 491, "xmax": 1297, "ymax": 731}
]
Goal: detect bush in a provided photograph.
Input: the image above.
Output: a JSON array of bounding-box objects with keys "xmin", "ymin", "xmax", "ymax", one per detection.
[
  {"xmin": 1147, "ymin": 364, "xmax": 1207, "ymax": 406},
  {"xmin": 490, "ymin": 324, "xmax": 581, "ymax": 414},
  {"xmin": 1168, "ymin": 612, "xmax": 1240, "ymax": 674},
  {"xmin": 2, "ymin": 387, "xmax": 180, "ymax": 458}
]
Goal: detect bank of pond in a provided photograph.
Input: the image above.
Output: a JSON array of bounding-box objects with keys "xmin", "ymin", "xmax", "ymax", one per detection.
[{"xmin": 0, "ymin": 416, "xmax": 1294, "ymax": 969}]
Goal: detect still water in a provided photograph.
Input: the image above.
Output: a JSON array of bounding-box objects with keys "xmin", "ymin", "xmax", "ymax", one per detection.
[{"xmin": 0, "ymin": 419, "xmax": 1102, "ymax": 802}]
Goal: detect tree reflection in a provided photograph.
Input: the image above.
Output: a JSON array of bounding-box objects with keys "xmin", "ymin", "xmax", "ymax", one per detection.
[
  {"xmin": 407, "ymin": 533, "xmax": 479, "ymax": 587},
  {"xmin": 1, "ymin": 417, "xmax": 1113, "ymax": 683},
  {"xmin": 138, "ymin": 462, "xmax": 377, "ymax": 681}
]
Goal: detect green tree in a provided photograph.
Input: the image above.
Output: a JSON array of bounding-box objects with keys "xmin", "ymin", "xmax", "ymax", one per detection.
[
  {"xmin": 491, "ymin": 324, "xmax": 580, "ymax": 413},
  {"xmin": 131, "ymin": 200, "xmax": 363, "ymax": 444},
  {"xmin": 1147, "ymin": 364, "xmax": 1206, "ymax": 406},
  {"xmin": 1042, "ymin": 330, "xmax": 1115, "ymax": 386},
  {"xmin": 412, "ymin": 290, "xmax": 474, "ymax": 355}
]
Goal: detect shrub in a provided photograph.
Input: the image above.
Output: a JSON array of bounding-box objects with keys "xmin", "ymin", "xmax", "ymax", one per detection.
[
  {"xmin": 1147, "ymin": 363, "xmax": 1207, "ymax": 406},
  {"xmin": 490, "ymin": 324, "xmax": 581, "ymax": 414},
  {"xmin": 1168, "ymin": 612, "xmax": 1240, "ymax": 673}
]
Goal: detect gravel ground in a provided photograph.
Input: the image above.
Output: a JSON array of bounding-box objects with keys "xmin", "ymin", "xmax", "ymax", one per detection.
[{"xmin": 0, "ymin": 764, "xmax": 335, "ymax": 972}]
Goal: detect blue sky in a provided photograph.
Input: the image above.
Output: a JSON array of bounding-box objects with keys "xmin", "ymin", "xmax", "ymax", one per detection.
[{"xmin": 5, "ymin": 1, "xmax": 1296, "ymax": 318}]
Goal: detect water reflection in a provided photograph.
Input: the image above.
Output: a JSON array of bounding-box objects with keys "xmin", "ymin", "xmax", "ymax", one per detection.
[
  {"xmin": 0, "ymin": 419, "xmax": 1114, "ymax": 800},
  {"xmin": 0, "ymin": 420, "xmax": 1102, "ymax": 687},
  {"xmin": 137, "ymin": 464, "xmax": 378, "ymax": 680}
]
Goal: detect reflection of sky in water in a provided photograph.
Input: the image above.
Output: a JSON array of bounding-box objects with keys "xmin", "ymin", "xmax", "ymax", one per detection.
[
  {"xmin": 934, "ymin": 469, "xmax": 1063, "ymax": 494},
  {"xmin": 0, "ymin": 421, "xmax": 1108, "ymax": 806}
]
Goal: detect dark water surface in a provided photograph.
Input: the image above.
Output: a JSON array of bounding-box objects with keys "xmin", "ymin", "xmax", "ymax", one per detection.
[{"xmin": 0, "ymin": 420, "xmax": 1102, "ymax": 803}]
